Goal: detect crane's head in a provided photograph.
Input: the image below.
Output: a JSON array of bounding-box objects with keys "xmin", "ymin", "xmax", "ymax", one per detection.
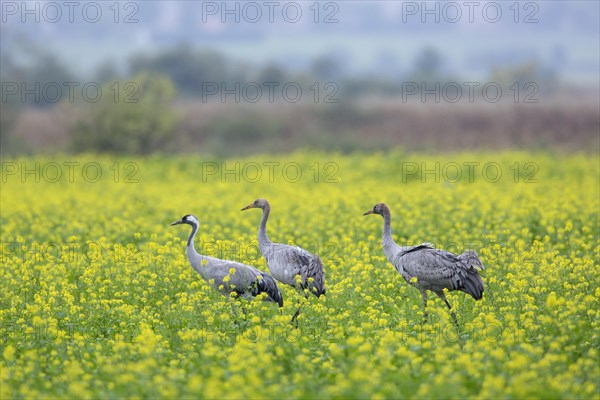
[
  {"xmin": 363, "ymin": 203, "xmax": 390, "ymax": 217},
  {"xmin": 169, "ymin": 214, "xmax": 199, "ymax": 227},
  {"xmin": 241, "ymin": 198, "xmax": 269, "ymax": 211}
]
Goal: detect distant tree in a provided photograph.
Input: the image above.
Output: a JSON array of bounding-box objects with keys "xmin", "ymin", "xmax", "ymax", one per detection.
[
  {"xmin": 0, "ymin": 51, "xmax": 19, "ymax": 151},
  {"xmin": 257, "ymin": 64, "xmax": 288, "ymax": 84},
  {"xmin": 129, "ymin": 45, "xmax": 229, "ymax": 97},
  {"xmin": 70, "ymin": 73, "xmax": 180, "ymax": 154},
  {"xmin": 1, "ymin": 35, "xmax": 74, "ymax": 153},
  {"xmin": 1, "ymin": 39, "xmax": 74, "ymax": 109},
  {"xmin": 414, "ymin": 47, "xmax": 443, "ymax": 77},
  {"xmin": 310, "ymin": 55, "xmax": 343, "ymax": 81},
  {"xmin": 406, "ymin": 46, "xmax": 446, "ymax": 85}
]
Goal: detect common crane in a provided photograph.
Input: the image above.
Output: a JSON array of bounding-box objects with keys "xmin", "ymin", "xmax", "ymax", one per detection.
[
  {"xmin": 363, "ymin": 203, "xmax": 484, "ymax": 327},
  {"xmin": 170, "ymin": 214, "xmax": 283, "ymax": 308},
  {"xmin": 241, "ymin": 199, "xmax": 325, "ymax": 324}
]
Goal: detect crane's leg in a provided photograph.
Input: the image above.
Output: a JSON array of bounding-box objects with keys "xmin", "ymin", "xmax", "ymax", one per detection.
[
  {"xmin": 420, "ymin": 290, "xmax": 428, "ymax": 323},
  {"xmin": 290, "ymin": 298, "xmax": 305, "ymax": 328},
  {"xmin": 230, "ymin": 301, "xmax": 249, "ymax": 328},
  {"xmin": 231, "ymin": 302, "xmax": 241, "ymax": 326},
  {"xmin": 436, "ymin": 292, "xmax": 459, "ymax": 331},
  {"xmin": 290, "ymin": 308, "xmax": 301, "ymax": 328},
  {"xmin": 290, "ymin": 292, "xmax": 309, "ymax": 328}
]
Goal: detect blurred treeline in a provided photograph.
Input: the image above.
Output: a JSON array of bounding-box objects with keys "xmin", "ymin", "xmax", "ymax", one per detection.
[{"xmin": 2, "ymin": 43, "xmax": 598, "ymax": 156}]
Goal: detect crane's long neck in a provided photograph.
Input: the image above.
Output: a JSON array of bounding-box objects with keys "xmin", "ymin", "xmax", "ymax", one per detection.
[
  {"xmin": 381, "ymin": 209, "xmax": 395, "ymax": 249},
  {"xmin": 185, "ymin": 222, "xmax": 204, "ymax": 274},
  {"xmin": 381, "ymin": 209, "xmax": 403, "ymax": 275},
  {"xmin": 258, "ymin": 205, "xmax": 271, "ymax": 248},
  {"xmin": 186, "ymin": 221, "xmax": 199, "ymax": 249}
]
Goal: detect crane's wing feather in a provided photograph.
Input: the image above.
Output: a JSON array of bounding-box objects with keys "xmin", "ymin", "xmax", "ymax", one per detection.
[
  {"xmin": 400, "ymin": 242, "xmax": 435, "ymax": 256},
  {"xmin": 401, "ymin": 249, "xmax": 460, "ymax": 287},
  {"xmin": 266, "ymin": 243, "xmax": 326, "ymax": 297},
  {"xmin": 397, "ymin": 248, "xmax": 484, "ymax": 299},
  {"xmin": 195, "ymin": 257, "xmax": 284, "ymax": 305}
]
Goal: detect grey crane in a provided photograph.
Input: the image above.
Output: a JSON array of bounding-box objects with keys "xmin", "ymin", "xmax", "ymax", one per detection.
[
  {"xmin": 363, "ymin": 203, "xmax": 484, "ymax": 326},
  {"xmin": 170, "ymin": 214, "xmax": 283, "ymax": 308},
  {"xmin": 241, "ymin": 199, "xmax": 325, "ymax": 324}
]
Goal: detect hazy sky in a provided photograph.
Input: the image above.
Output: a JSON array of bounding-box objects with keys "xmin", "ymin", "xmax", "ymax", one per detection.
[{"xmin": 2, "ymin": 1, "xmax": 599, "ymax": 83}]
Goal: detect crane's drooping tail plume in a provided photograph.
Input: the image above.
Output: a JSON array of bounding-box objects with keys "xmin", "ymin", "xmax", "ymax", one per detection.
[
  {"xmin": 459, "ymin": 250, "xmax": 485, "ymax": 300},
  {"xmin": 252, "ymin": 272, "xmax": 284, "ymax": 307}
]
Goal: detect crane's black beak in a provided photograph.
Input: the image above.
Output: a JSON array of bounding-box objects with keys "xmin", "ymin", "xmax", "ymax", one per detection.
[
  {"xmin": 363, "ymin": 210, "xmax": 374, "ymax": 216},
  {"xmin": 169, "ymin": 219, "xmax": 183, "ymax": 226},
  {"xmin": 241, "ymin": 203, "xmax": 255, "ymax": 211}
]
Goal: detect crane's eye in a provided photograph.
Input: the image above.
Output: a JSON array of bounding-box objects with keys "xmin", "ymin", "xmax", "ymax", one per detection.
[{"xmin": 254, "ymin": 200, "xmax": 259, "ymax": 205}]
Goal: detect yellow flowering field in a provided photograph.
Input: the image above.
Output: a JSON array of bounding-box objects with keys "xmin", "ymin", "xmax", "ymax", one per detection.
[{"xmin": 1, "ymin": 150, "xmax": 598, "ymax": 398}]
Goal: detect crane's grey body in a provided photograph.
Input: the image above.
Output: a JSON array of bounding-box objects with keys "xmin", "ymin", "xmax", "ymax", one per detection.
[
  {"xmin": 171, "ymin": 214, "xmax": 283, "ymax": 306},
  {"xmin": 242, "ymin": 199, "xmax": 326, "ymax": 297},
  {"xmin": 365, "ymin": 203, "xmax": 484, "ymax": 323},
  {"xmin": 259, "ymin": 241, "xmax": 326, "ymax": 294},
  {"xmin": 383, "ymin": 241, "xmax": 484, "ymax": 299}
]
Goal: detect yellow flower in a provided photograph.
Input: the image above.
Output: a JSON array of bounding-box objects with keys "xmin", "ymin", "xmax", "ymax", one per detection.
[{"xmin": 3, "ymin": 345, "xmax": 15, "ymax": 361}]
